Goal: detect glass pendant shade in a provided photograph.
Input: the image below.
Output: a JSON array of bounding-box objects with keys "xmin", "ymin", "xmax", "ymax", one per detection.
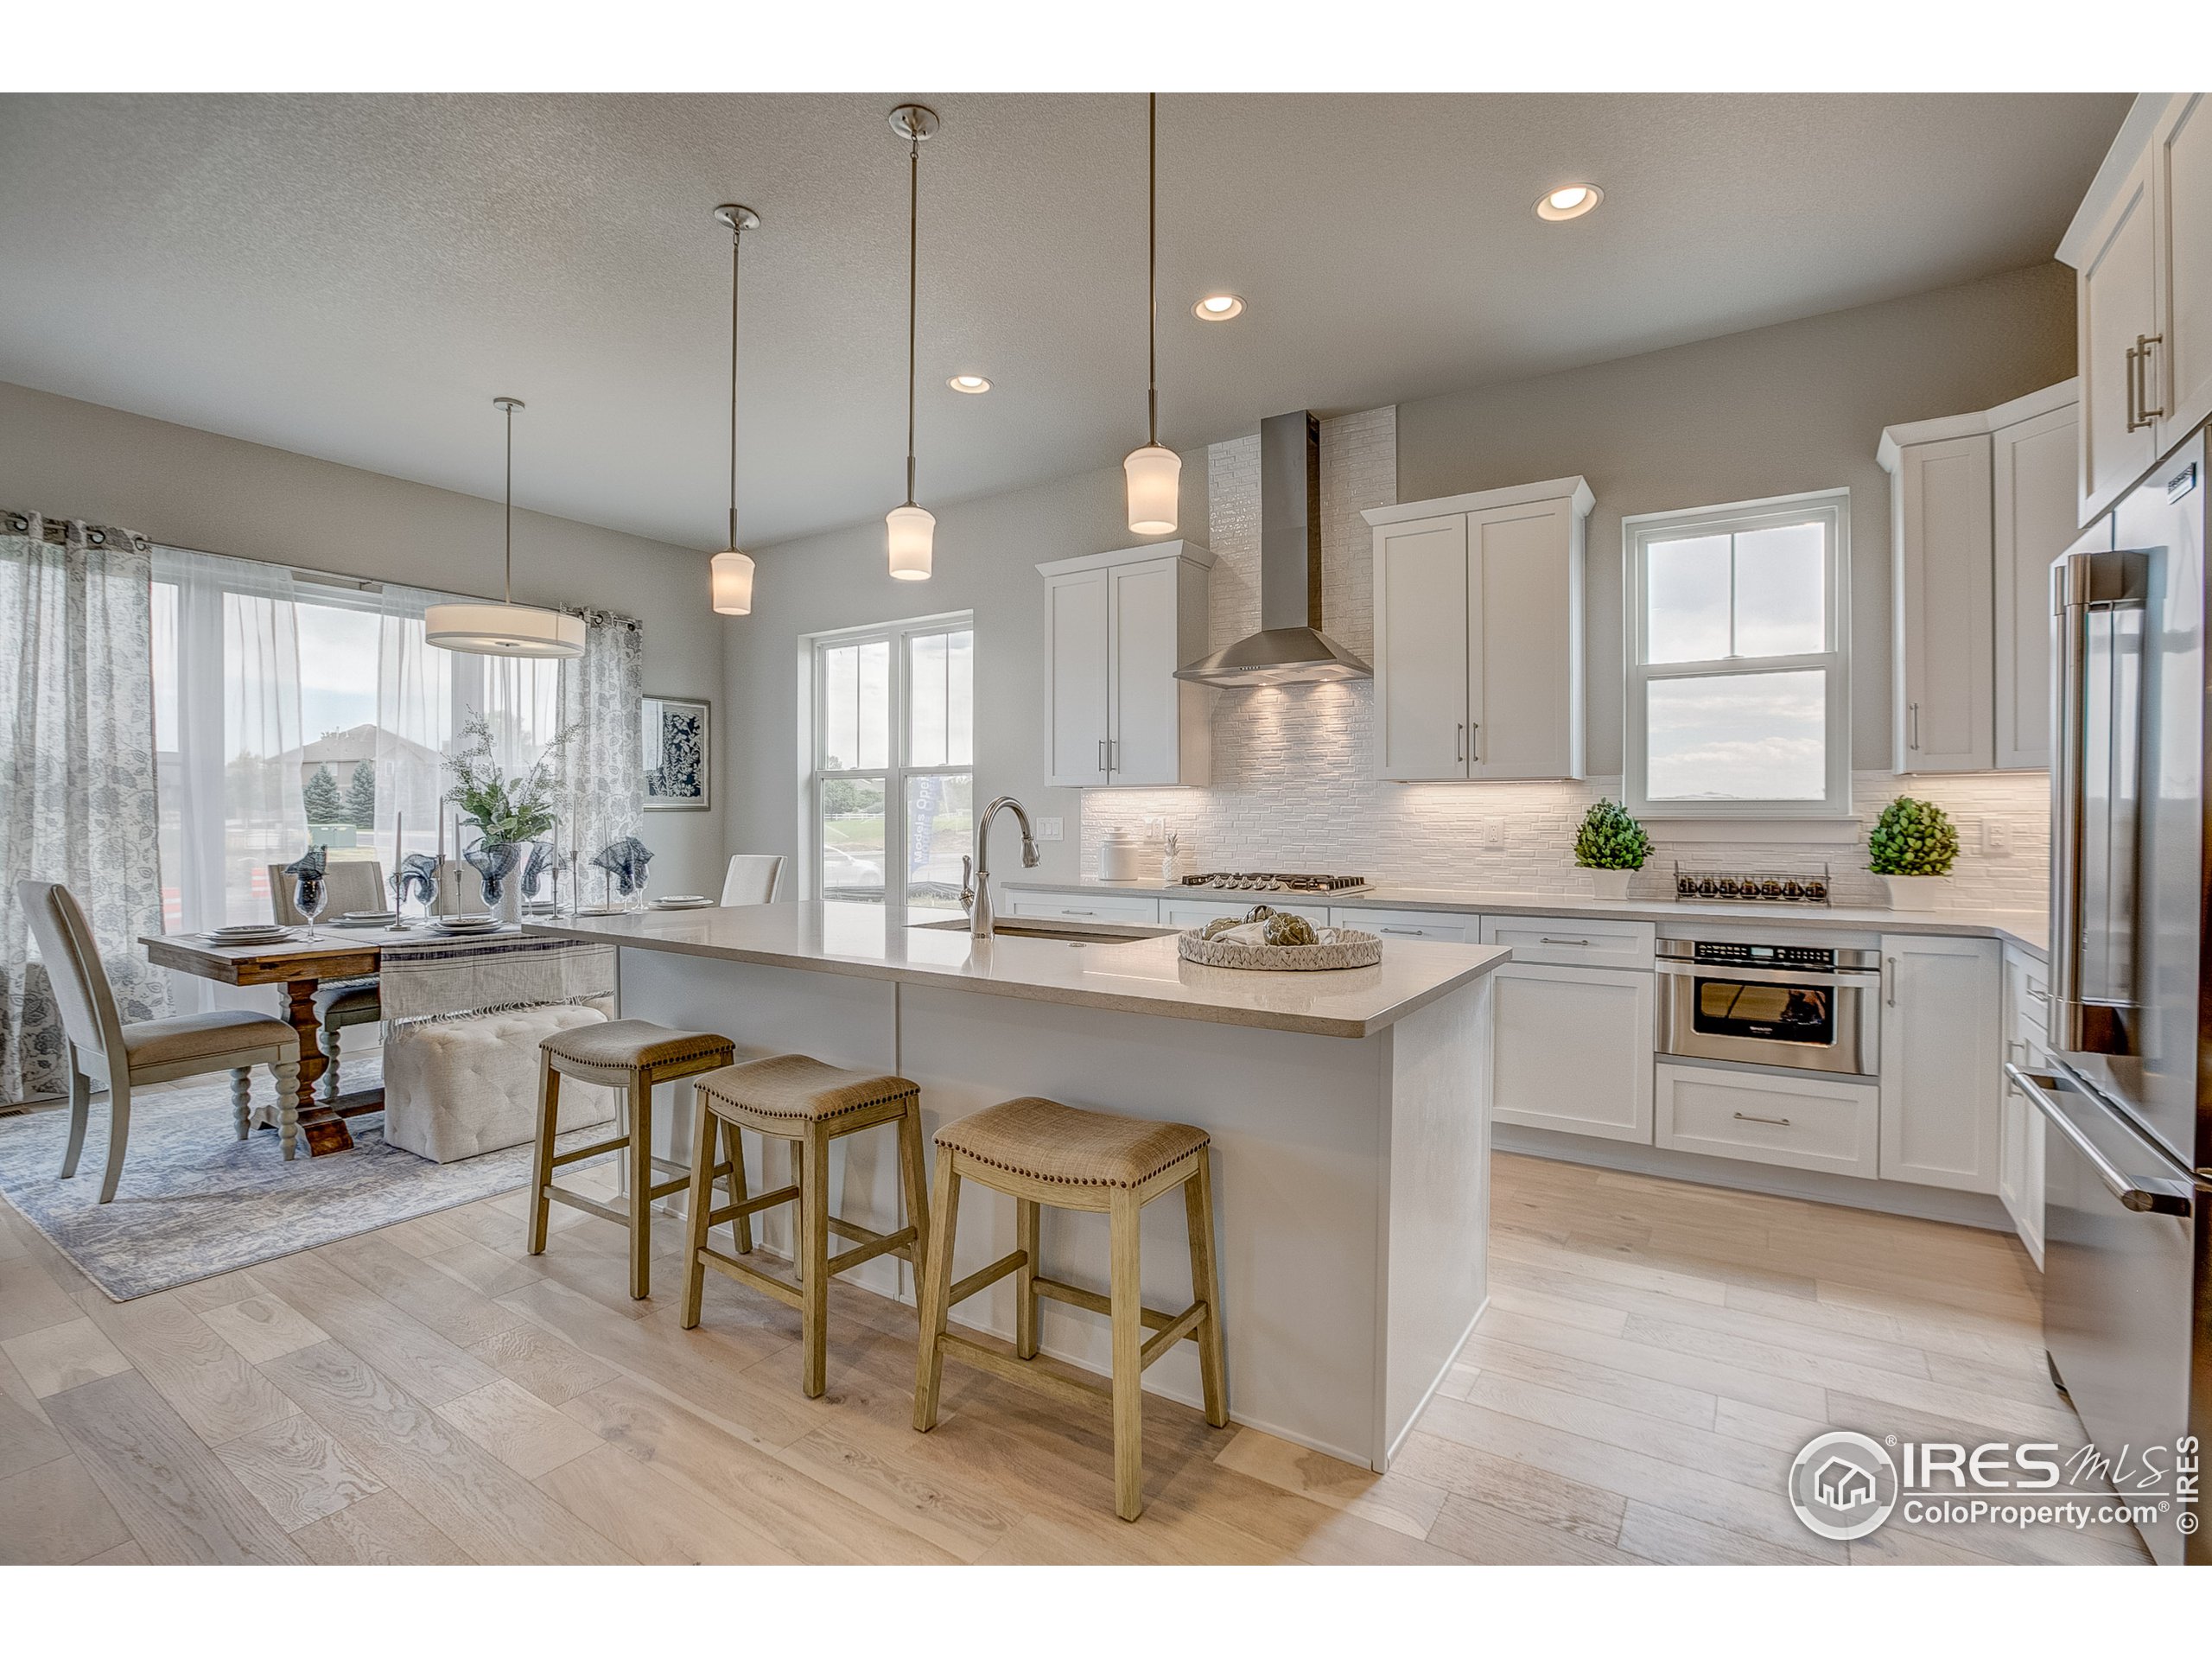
[
  {"xmin": 886, "ymin": 503, "xmax": 935, "ymax": 580},
  {"xmin": 710, "ymin": 548, "xmax": 755, "ymax": 615},
  {"xmin": 422, "ymin": 601, "xmax": 585, "ymax": 659},
  {"xmin": 1123, "ymin": 442, "xmax": 1180, "ymax": 536}
]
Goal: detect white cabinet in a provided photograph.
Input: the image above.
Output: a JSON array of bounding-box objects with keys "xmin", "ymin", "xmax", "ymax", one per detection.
[
  {"xmin": 1003, "ymin": 891, "xmax": 1161, "ymax": 925},
  {"xmin": 1037, "ymin": 541, "xmax": 1212, "ymax": 788},
  {"xmin": 1160, "ymin": 895, "xmax": 1331, "ymax": 930},
  {"xmin": 1332, "ymin": 906, "xmax": 1476, "ymax": 944},
  {"xmin": 1491, "ymin": 960, "xmax": 1654, "ymax": 1144},
  {"xmin": 1478, "ymin": 912, "xmax": 1655, "ymax": 972},
  {"xmin": 2062, "ymin": 95, "xmax": 2212, "ymax": 519},
  {"xmin": 1999, "ymin": 947, "xmax": 2049, "ymax": 1268},
  {"xmin": 1878, "ymin": 932, "xmax": 2002, "ymax": 1193},
  {"xmin": 1656, "ymin": 1064, "xmax": 1879, "ymax": 1180},
  {"xmin": 1878, "ymin": 381, "xmax": 2077, "ymax": 773},
  {"xmin": 1365, "ymin": 479, "xmax": 1592, "ymax": 783}
]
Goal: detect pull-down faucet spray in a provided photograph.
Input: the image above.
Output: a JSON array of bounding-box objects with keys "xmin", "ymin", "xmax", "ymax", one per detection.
[{"xmin": 962, "ymin": 795, "xmax": 1040, "ymax": 938}]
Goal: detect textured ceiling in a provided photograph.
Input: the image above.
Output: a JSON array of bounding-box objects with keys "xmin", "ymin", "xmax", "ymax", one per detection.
[{"xmin": 0, "ymin": 92, "xmax": 2130, "ymax": 552}]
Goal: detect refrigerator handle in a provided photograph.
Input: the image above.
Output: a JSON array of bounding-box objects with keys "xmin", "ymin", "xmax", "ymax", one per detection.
[{"xmin": 2005, "ymin": 1065, "xmax": 2193, "ymax": 1217}]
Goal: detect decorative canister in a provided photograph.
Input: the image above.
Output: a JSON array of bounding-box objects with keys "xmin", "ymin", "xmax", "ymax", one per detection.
[{"xmin": 1100, "ymin": 828, "xmax": 1146, "ymax": 881}]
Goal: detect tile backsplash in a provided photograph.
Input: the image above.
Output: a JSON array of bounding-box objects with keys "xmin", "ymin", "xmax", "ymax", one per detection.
[{"xmin": 1080, "ymin": 410, "xmax": 2051, "ymax": 914}]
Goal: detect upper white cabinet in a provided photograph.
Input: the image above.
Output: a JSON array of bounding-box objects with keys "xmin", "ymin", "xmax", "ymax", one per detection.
[
  {"xmin": 1037, "ymin": 541, "xmax": 1213, "ymax": 788},
  {"xmin": 1878, "ymin": 381, "xmax": 2078, "ymax": 773},
  {"xmin": 1878, "ymin": 932, "xmax": 2002, "ymax": 1194},
  {"xmin": 1363, "ymin": 478, "xmax": 1592, "ymax": 783},
  {"xmin": 2061, "ymin": 95, "xmax": 2212, "ymax": 519}
]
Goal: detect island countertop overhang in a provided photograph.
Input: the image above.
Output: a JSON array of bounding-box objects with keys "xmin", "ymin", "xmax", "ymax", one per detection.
[{"xmin": 522, "ymin": 901, "xmax": 1508, "ymax": 1039}]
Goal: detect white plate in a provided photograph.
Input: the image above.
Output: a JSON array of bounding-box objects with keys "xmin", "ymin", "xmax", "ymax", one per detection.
[
  {"xmin": 210, "ymin": 928, "xmax": 289, "ymax": 941},
  {"xmin": 571, "ymin": 905, "xmax": 626, "ymax": 917},
  {"xmin": 650, "ymin": 898, "xmax": 714, "ymax": 910},
  {"xmin": 342, "ymin": 910, "xmax": 397, "ymax": 922}
]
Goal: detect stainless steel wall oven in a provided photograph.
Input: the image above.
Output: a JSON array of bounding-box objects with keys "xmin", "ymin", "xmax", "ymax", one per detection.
[{"xmin": 1656, "ymin": 939, "xmax": 1882, "ymax": 1077}]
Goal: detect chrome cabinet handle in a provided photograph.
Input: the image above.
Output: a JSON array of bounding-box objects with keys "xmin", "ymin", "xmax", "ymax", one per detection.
[
  {"xmin": 1061, "ymin": 908, "xmax": 1095, "ymax": 917},
  {"xmin": 2126, "ymin": 341, "xmax": 2145, "ymax": 432},
  {"xmin": 1456, "ymin": 722, "xmax": 1465, "ymax": 764},
  {"xmin": 2135, "ymin": 332, "xmax": 2167, "ymax": 427},
  {"xmin": 1538, "ymin": 937, "xmax": 1591, "ymax": 946},
  {"xmin": 1470, "ymin": 721, "xmax": 1480, "ymax": 763},
  {"xmin": 1907, "ymin": 701, "xmax": 1920, "ymax": 750},
  {"xmin": 2005, "ymin": 1065, "xmax": 2192, "ymax": 1217},
  {"xmin": 1108, "ymin": 737, "xmax": 1119, "ymax": 772},
  {"xmin": 1885, "ymin": 955, "xmax": 1897, "ymax": 1007},
  {"xmin": 1379, "ymin": 926, "xmax": 1424, "ymax": 936},
  {"xmin": 1096, "ymin": 738, "xmax": 1108, "ymax": 773},
  {"xmin": 1732, "ymin": 1112, "xmax": 1791, "ymax": 1128}
]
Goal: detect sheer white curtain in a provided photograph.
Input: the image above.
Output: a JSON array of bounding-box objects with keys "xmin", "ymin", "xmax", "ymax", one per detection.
[
  {"xmin": 3, "ymin": 512, "xmax": 170, "ymax": 1102},
  {"xmin": 560, "ymin": 608, "xmax": 645, "ymax": 868}
]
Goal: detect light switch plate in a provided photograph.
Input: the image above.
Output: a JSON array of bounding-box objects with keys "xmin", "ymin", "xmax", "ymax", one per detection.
[
  {"xmin": 1482, "ymin": 819, "xmax": 1506, "ymax": 848},
  {"xmin": 1035, "ymin": 817, "xmax": 1064, "ymax": 842},
  {"xmin": 1981, "ymin": 818, "xmax": 2011, "ymax": 857}
]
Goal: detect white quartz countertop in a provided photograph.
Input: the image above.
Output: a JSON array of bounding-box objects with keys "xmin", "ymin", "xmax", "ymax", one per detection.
[
  {"xmin": 1007, "ymin": 877, "xmax": 2050, "ymax": 960},
  {"xmin": 523, "ymin": 901, "xmax": 1510, "ymax": 1039}
]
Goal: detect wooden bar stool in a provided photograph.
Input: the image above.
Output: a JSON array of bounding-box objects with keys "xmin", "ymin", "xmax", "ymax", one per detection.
[
  {"xmin": 682, "ymin": 1054, "xmax": 931, "ymax": 1398},
  {"xmin": 528, "ymin": 1019, "xmax": 737, "ymax": 1300},
  {"xmin": 912, "ymin": 1096, "xmax": 1227, "ymax": 1521}
]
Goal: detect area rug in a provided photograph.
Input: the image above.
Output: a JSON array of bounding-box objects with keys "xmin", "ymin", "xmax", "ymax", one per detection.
[{"xmin": 0, "ymin": 1064, "xmax": 610, "ymax": 1301}]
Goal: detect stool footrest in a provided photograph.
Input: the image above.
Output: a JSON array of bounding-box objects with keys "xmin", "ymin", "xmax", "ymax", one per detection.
[
  {"xmin": 1032, "ymin": 1274, "xmax": 1180, "ymax": 1335},
  {"xmin": 695, "ymin": 1245, "xmax": 803, "ymax": 1310},
  {"xmin": 948, "ymin": 1249, "xmax": 1028, "ymax": 1309},
  {"xmin": 937, "ymin": 1332, "xmax": 1106, "ymax": 1411},
  {"xmin": 645, "ymin": 1172, "xmax": 692, "ymax": 1202},
  {"xmin": 1138, "ymin": 1300, "xmax": 1209, "ymax": 1369},
  {"xmin": 827, "ymin": 1226, "xmax": 917, "ymax": 1278},
  {"xmin": 550, "ymin": 1135, "xmax": 627, "ymax": 1168},
  {"xmin": 706, "ymin": 1181, "xmax": 799, "ymax": 1225},
  {"xmin": 543, "ymin": 1187, "xmax": 629, "ymax": 1228}
]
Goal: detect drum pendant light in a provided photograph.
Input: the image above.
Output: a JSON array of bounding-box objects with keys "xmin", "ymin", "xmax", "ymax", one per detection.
[
  {"xmin": 886, "ymin": 103, "xmax": 940, "ymax": 581},
  {"xmin": 709, "ymin": 203, "xmax": 760, "ymax": 615},
  {"xmin": 1123, "ymin": 92, "xmax": 1179, "ymax": 537},
  {"xmin": 423, "ymin": 398, "xmax": 586, "ymax": 658}
]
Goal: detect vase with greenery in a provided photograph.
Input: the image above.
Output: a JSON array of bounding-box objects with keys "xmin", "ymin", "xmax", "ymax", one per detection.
[
  {"xmin": 442, "ymin": 711, "xmax": 575, "ymax": 916},
  {"xmin": 1573, "ymin": 801, "xmax": 1651, "ymax": 900},
  {"xmin": 1867, "ymin": 796, "xmax": 1959, "ymax": 910}
]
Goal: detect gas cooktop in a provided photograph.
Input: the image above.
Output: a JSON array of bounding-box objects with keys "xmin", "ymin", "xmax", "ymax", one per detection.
[{"xmin": 1179, "ymin": 872, "xmax": 1370, "ymax": 894}]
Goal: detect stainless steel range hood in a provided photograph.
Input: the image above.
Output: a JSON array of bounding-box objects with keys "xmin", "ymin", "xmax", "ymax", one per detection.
[{"xmin": 1173, "ymin": 411, "xmax": 1372, "ymax": 688}]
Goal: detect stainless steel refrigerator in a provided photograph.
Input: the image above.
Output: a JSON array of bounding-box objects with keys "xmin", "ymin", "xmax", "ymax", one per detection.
[{"xmin": 2010, "ymin": 426, "xmax": 2208, "ymax": 1565}]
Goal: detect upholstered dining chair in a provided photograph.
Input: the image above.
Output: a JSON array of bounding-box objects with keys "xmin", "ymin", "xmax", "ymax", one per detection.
[
  {"xmin": 719, "ymin": 854, "xmax": 785, "ymax": 906},
  {"xmin": 269, "ymin": 859, "xmax": 385, "ymax": 1101},
  {"xmin": 16, "ymin": 879, "xmax": 300, "ymax": 1203}
]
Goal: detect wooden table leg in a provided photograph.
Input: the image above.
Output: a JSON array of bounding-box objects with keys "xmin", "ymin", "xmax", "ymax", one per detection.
[{"xmin": 283, "ymin": 978, "xmax": 354, "ymax": 1157}]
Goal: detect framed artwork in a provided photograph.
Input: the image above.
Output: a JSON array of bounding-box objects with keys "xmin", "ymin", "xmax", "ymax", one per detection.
[{"xmin": 643, "ymin": 694, "xmax": 710, "ymax": 811}]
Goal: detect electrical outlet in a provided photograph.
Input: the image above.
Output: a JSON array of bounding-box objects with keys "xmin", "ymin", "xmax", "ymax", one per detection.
[
  {"xmin": 1483, "ymin": 819, "xmax": 1506, "ymax": 849},
  {"xmin": 1981, "ymin": 818, "xmax": 2011, "ymax": 857},
  {"xmin": 1035, "ymin": 817, "xmax": 1064, "ymax": 842}
]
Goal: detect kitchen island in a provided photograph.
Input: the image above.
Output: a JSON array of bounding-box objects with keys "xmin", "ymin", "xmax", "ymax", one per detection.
[{"xmin": 524, "ymin": 901, "xmax": 1507, "ymax": 1470}]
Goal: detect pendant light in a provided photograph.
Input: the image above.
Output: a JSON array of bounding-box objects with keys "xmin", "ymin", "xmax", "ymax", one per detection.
[
  {"xmin": 886, "ymin": 103, "xmax": 940, "ymax": 581},
  {"xmin": 709, "ymin": 203, "xmax": 760, "ymax": 615},
  {"xmin": 424, "ymin": 398, "xmax": 585, "ymax": 658},
  {"xmin": 1123, "ymin": 92, "xmax": 1180, "ymax": 537}
]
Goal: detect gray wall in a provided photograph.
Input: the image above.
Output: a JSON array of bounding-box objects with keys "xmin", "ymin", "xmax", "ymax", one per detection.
[
  {"xmin": 0, "ymin": 378, "xmax": 728, "ymax": 896},
  {"xmin": 722, "ymin": 450, "xmax": 1209, "ymax": 888},
  {"xmin": 1395, "ymin": 261, "xmax": 2080, "ymax": 774}
]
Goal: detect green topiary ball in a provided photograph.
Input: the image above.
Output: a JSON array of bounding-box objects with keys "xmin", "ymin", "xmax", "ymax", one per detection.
[
  {"xmin": 1867, "ymin": 797, "xmax": 1961, "ymax": 877},
  {"xmin": 1573, "ymin": 801, "xmax": 1651, "ymax": 871}
]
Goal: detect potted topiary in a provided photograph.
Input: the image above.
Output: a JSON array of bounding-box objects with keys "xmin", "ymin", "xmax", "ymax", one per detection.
[
  {"xmin": 1868, "ymin": 796, "xmax": 1960, "ymax": 910},
  {"xmin": 1573, "ymin": 801, "xmax": 1651, "ymax": 900}
]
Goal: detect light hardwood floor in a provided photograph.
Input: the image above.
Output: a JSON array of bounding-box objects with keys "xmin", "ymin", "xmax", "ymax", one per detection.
[{"xmin": 0, "ymin": 1124, "xmax": 2151, "ymax": 1565}]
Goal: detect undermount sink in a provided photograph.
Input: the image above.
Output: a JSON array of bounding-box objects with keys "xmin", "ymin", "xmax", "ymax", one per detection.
[{"xmin": 912, "ymin": 916, "xmax": 1174, "ymax": 945}]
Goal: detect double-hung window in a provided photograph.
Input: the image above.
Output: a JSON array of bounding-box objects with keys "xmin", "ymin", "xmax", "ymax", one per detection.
[
  {"xmin": 1624, "ymin": 489, "xmax": 1851, "ymax": 820},
  {"xmin": 809, "ymin": 614, "xmax": 974, "ymax": 908}
]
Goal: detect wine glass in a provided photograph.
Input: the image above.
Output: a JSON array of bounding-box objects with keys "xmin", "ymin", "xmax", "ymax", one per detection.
[{"xmin": 296, "ymin": 878, "xmax": 328, "ymax": 941}]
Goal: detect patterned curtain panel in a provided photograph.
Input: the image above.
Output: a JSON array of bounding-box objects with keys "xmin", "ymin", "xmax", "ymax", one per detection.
[
  {"xmin": 559, "ymin": 608, "xmax": 645, "ymax": 874},
  {"xmin": 0, "ymin": 511, "xmax": 171, "ymax": 1103}
]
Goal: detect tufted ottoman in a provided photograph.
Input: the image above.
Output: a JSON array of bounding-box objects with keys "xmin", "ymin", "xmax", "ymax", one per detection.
[{"xmin": 382, "ymin": 1004, "xmax": 616, "ymax": 1163}]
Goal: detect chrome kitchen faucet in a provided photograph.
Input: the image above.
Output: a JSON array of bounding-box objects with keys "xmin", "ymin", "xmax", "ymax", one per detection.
[{"xmin": 963, "ymin": 795, "xmax": 1040, "ymax": 938}]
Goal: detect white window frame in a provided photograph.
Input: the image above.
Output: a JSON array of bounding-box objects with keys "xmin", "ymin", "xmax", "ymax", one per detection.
[
  {"xmin": 801, "ymin": 610, "xmax": 975, "ymax": 905},
  {"xmin": 1623, "ymin": 488, "xmax": 1852, "ymax": 823}
]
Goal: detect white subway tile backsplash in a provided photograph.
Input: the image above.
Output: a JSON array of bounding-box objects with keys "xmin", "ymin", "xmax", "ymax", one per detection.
[{"xmin": 1081, "ymin": 408, "xmax": 2050, "ymax": 913}]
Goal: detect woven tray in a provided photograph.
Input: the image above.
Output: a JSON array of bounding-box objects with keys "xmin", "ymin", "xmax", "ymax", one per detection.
[{"xmin": 1176, "ymin": 925, "xmax": 1382, "ymax": 972}]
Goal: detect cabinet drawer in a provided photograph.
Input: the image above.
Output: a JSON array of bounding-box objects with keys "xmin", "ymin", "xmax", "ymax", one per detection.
[
  {"xmin": 1655, "ymin": 1063, "xmax": 1879, "ymax": 1179},
  {"xmin": 1160, "ymin": 896, "xmax": 1331, "ymax": 929},
  {"xmin": 1481, "ymin": 913, "xmax": 1655, "ymax": 969},
  {"xmin": 1332, "ymin": 906, "xmax": 1475, "ymax": 943},
  {"xmin": 1005, "ymin": 892, "xmax": 1160, "ymax": 925}
]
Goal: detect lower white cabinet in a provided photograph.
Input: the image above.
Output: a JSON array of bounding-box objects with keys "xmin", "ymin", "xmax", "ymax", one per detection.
[
  {"xmin": 1878, "ymin": 932, "xmax": 2003, "ymax": 1193},
  {"xmin": 1998, "ymin": 947, "xmax": 2050, "ymax": 1268},
  {"xmin": 1655, "ymin": 1063, "xmax": 1880, "ymax": 1179},
  {"xmin": 1479, "ymin": 913, "xmax": 1655, "ymax": 971},
  {"xmin": 1491, "ymin": 961, "xmax": 1654, "ymax": 1144},
  {"xmin": 1004, "ymin": 892, "xmax": 1161, "ymax": 925},
  {"xmin": 1161, "ymin": 895, "xmax": 1331, "ymax": 930},
  {"xmin": 1332, "ymin": 906, "xmax": 1476, "ymax": 943}
]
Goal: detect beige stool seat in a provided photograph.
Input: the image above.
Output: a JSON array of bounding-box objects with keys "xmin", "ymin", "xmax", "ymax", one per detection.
[
  {"xmin": 914, "ymin": 1097, "xmax": 1227, "ymax": 1522},
  {"xmin": 528, "ymin": 1019, "xmax": 737, "ymax": 1300},
  {"xmin": 682, "ymin": 1055, "xmax": 931, "ymax": 1398}
]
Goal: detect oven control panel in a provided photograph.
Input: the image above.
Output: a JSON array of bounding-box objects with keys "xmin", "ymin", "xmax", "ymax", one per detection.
[{"xmin": 1689, "ymin": 941, "xmax": 1835, "ymax": 969}]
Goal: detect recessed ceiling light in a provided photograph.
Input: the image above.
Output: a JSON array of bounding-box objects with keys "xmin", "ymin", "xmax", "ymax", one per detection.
[
  {"xmin": 947, "ymin": 374, "xmax": 991, "ymax": 393},
  {"xmin": 1193, "ymin": 293, "xmax": 1245, "ymax": 321},
  {"xmin": 1535, "ymin": 183, "xmax": 1604, "ymax": 222}
]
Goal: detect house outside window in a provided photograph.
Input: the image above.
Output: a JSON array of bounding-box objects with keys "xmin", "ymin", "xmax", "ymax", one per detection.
[
  {"xmin": 808, "ymin": 613, "xmax": 974, "ymax": 908},
  {"xmin": 1623, "ymin": 489, "xmax": 1852, "ymax": 821}
]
